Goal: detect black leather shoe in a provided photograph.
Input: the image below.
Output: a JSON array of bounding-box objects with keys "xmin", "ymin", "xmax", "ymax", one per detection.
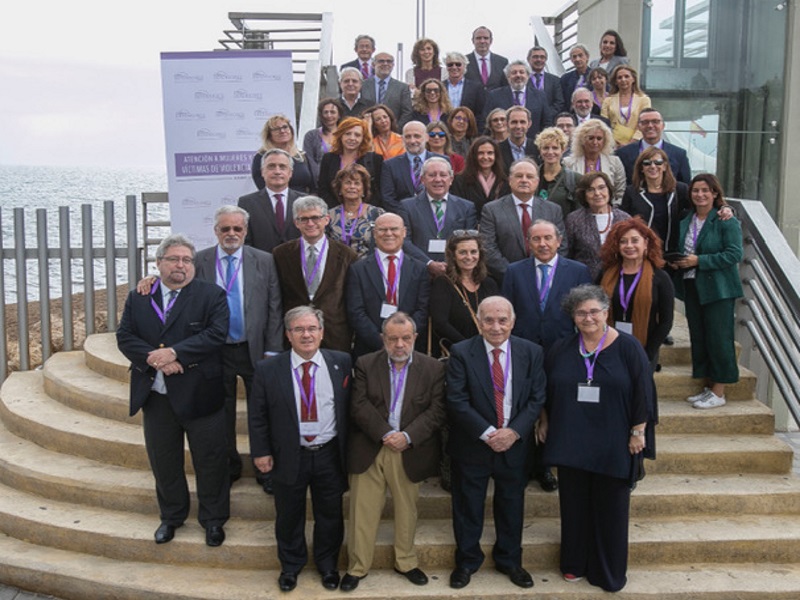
[
  {"xmin": 205, "ymin": 525, "xmax": 225, "ymax": 547},
  {"xmin": 259, "ymin": 475, "xmax": 274, "ymax": 495},
  {"xmin": 496, "ymin": 565, "xmax": 534, "ymax": 588},
  {"xmin": 154, "ymin": 523, "xmax": 178, "ymax": 544},
  {"xmin": 340, "ymin": 573, "xmax": 365, "ymax": 592},
  {"xmin": 538, "ymin": 470, "xmax": 559, "ymax": 492},
  {"xmin": 278, "ymin": 572, "xmax": 297, "ymax": 592},
  {"xmin": 449, "ymin": 567, "xmax": 471, "ymax": 589},
  {"xmin": 321, "ymin": 571, "xmax": 340, "ymax": 590},
  {"xmin": 394, "ymin": 567, "xmax": 428, "ymax": 585},
  {"xmin": 663, "ymin": 335, "xmax": 674, "ymax": 346}
]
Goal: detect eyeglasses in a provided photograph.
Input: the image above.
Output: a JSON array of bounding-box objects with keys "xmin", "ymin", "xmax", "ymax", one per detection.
[
  {"xmin": 490, "ymin": 117, "xmax": 506, "ymax": 123},
  {"xmin": 428, "ymin": 131, "xmax": 447, "ymax": 138},
  {"xmin": 269, "ymin": 124, "xmax": 291, "ymax": 133},
  {"xmin": 296, "ymin": 215, "xmax": 326, "ymax": 224},
  {"xmin": 161, "ymin": 256, "xmax": 194, "ymax": 265},
  {"xmin": 375, "ymin": 58, "xmax": 394, "ymax": 64},
  {"xmin": 452, "ymin": 229, "xmax": 479, "ymax": 238},
  {"xmin": 218, "ymin": 226, "xmax": 244, "ymax": 233},
  {"xmin": 574, "ymin": 308, "xmax": 605, "ymax": 319},
  {"xmin": 289, "ymin": 326, "xmax": 321, "ymax": 335},
  {"xmin": 641, "ymin": 159, "xmax": 666, "ymax": 167},
  {"xmin": 451, "ymin": 115, "xmax": 468, "ymax": 122},
  {"xmin": 639, "ymin": 119, "xmax": 663, "ymax": 126},
  {"xmin": 424, "ymin": 88, "xmax": 441, "ymax": 95},
  {"xmin": 446, "ymin": 62, "xmax": 463, "ymax": 67}
]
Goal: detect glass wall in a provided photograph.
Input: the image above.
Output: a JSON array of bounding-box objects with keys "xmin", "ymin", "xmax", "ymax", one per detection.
[{"xmin": 641, "ymin": 0, "xmax": 787, "ymax": 216}]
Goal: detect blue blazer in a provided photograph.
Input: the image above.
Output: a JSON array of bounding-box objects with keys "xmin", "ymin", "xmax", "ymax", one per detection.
[
  {"xmin": 380, "ymin": 152, "xmax": 449, "ymax": 214},
  {"xmin": 501, "ymin": 256, "xmax": 592, "ymax": 351},
  {"xmin": 560, "ymin": 69, "xmax": 590, "ymax": 105},
  {"xmin": 446, "ymin": 335, "xmax": 545, "ymax": 467},
  {"xmin": 483, "ymin": 86, "xmax": 549, "ymax": 137},
  {"xmin": 616, "ymin": 140, "xmax": 693, "ymax": 186},
  {"xmin": 531, "ymin": 72, "xmax": 566, "ymax": 114},
  {"xmin": 399, "ymin": 191, "xmax": 477, "ymax": 262}
]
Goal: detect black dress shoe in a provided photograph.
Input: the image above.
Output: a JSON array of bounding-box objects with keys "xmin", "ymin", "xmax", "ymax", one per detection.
[
  {"xmin": 538, "ymin": 470, "xmax": 558, "ymax": 492},
  {"xmin": 663, "ymin": 335, "xmax": 674, "ymax": 346},
  {"xmin": 394, "ymin": 567, "xmax": 428, "ymax": 585},
  {"xmin": 321, "ymin": 571, "xmax": 340, "ymax": 590},
  {"xmin": 154, "ymin": 523, "xmax": 178, "ymax": 544},
  {"xmin": 259, "ymin": 475, "xmax": 274, "ymax": 495},
  {"xmin": 278, "ymin": 572, "xmax": 297, "ymax": 592},
  {"xmin": 449, "ymin": 567, "xmax": 471, "ymax": 589},
  {"xmin": 340, "ymin": 573, "xmax": 365, "ymax": 592},
  {"xmin": 496, "ymin": 565, "xmax": 534, "ymax": 588},
  {"xmin": 205, "ymin": 525, "xmax": 225, "ymax": 547}
]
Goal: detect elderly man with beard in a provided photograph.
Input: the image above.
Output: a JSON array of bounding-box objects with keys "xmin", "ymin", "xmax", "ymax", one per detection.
[{"xmin": 484, "ymin": 60, "xmax": 549, "ymax": 139}]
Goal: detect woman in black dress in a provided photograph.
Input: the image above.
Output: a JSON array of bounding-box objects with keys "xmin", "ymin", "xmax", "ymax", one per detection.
[{"xmin": 450, "ymin": 136, "xmax": 510, "ymax": 219}]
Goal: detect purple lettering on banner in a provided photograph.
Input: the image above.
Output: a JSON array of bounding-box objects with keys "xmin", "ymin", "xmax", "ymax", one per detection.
[{"xmin": 174, "ymin": 151, "xmax": 253, "ymax": 177}]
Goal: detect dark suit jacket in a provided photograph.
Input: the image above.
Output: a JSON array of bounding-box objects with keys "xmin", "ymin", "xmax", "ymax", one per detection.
[
  {"xmin": 317, "ymin": 151, "xmax": 383, "ymax": 209},
  {"xmin": 501, "ymin": 256, "xmax": 592, "ymax": 351},
  {"xmin": 340, "ymin": 96, "xmax": 375, "ymax": 119},
  {"xmin": 465, "ymin": 52, "xmax": 508, "ymax": 91},
  {"xmin": 446, "ymin": 335, "xmax": 545, "ymax": 467},
  {"xmin": 348, "ymin": 350, "xmax": 446, "ymax": 482},
  {"xmin": 380, "ymin": 151, "xmax": 448, "ymax": 214},
  {"xmin": 498, "ymin": 138, "xmax": 541, "ymax": 173},
  {"xmin": 341, "ymin": 58, "xmax": 372, "ymax": 76},
  {"xmin": 399, "ymin": 192, "xmax": 477, "ymax": 262},
  {"xmin": 560, "ymin": 69, "xmax": 590, "ymax": 104},
  {"xmin": 272, "ymin": 237, "xmax": 359, "ymax": 352},
  {"xmin": 346, "ymin": 252, "xmax": 431, "ymax": 357},
  {"xmin": 451, "ymin": 173, "xmax": 510, "ymax": 220},
  {"xmin": 484, "ymin": 86, "xmax": 549, "ymax": 137},
  {"xmin": 531, "ymin": 72, "xmax": 566, "ymax": 114},
  {"xmin": 449, "ymin": 78, "xmax": 487, "ymax": 130},
  {"xmin": 572, "ymin": 111, "xmax": 611, "ymax": 128},
  {"xmin": 238, "ymin": 188, "xmax": 302, "ymax": 253},
  {"xmin": 117, "ymin": 278, "xmax": 228, "ymax": 421},
  {"xmin": 479, "ymin": 194, "xmax": 567, "ymax": 277},
  {"xmin": 195, "ymin": 245, "xmax": 283, "ymax": 365},
  {"xmin": 616, "ymin": 140, "xmax": 692, "ymax": 186},
  {"xmin": 248, "ymin": 349, "xmax": 351, "ymax": 485},
  {"xmin": 361, "ymin": 77, "xmax": 414, "ymax": 127}
]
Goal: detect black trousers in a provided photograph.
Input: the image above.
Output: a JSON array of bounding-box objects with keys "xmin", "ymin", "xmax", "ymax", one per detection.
[
  {"xmin": 221, "ymin": 342, "xmax": 254, "ymax": 477},
  {"xmin": 272, "ymin": 441, "xmax": 346, "ymax": 574},
  {"xmin": 557, "ymin": 465, "xmax": 631, "ymax": 592},
  {"xmin": 142, "ymin": 392, "xmax": 230, "ymax": 527}
]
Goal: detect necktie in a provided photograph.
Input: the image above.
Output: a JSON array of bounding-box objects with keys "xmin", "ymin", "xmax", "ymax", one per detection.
[
  {"xmin": 480, "ymin": 57, "xmax": 488, "ymax": 85},
  {"xmin": 433, "ymin": 200, "xmax": 444, "ymax": 236},
  {"xmin": 300, "ymin": 361, "xmax": 317, "ymax": 442},
  {"xmin": 361, "ymin": 61, "xmax": 370, "ymax": 79},
  {"xmin": 514, "ymin": 90, "xmax": 522, "ymax": 106},
  {"xmin": 378, "ymin": 79, "xmax": 387, "ymax": 103},
  {"xmin": 413, "ymin": 156, "xmax": 423, "ymax": 192},
  {"xmin": 535, "ymin": 73, "xmax": 542, "ymax": 88},
  {"xmin": 226, "ymin": 255, "xmax": 244, "ymax": 341},
  {"xmin": 520, "ymin": 203, "xmax": 532, "ymax": 254},
  {"xmin": 165, "ymin": 290, "xmax": 177, "ymax": 319},
  {"xmin": 538, "ymin": 263, "xmax": 550, "ymax": 310},
  {"xmin": 386, "ymin": 255, "xmax": 397, "ymax": 304},
  {"xmin": 307, "ymin": 244, "xmax": 321, "ymax": 296},
  {"xmin": 492, "ymin": 348, "xmax": 504, "ymax": 428},
  {"xmin": 274, "ymin": 193, "xmax": 285, "ymax": 234}
]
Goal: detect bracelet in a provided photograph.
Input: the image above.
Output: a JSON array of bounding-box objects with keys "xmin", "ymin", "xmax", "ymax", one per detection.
[
  {"xmin": 630, "ymin": 429, "xmax": 644, "ymax": 437},
  {"xmin": 169, "ymin": 348, "xmax": 177, "ymax": 358}
]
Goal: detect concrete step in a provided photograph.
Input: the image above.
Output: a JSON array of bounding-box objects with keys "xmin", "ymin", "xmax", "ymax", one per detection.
[
  {"xmin": 657, "ymin": 398, "xmax": 775, "ymax": 435},
  {"xmin": 655, "ymin": 364, "xmax": 756, "ymax": 401}
]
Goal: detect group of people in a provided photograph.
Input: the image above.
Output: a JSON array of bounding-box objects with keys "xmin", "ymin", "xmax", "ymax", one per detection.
[{"xmin": 114, "ymin": 24, "xmax": 745, "ymax": 597}]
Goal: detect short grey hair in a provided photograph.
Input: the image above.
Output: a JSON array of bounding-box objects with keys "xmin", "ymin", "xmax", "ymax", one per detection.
[
  {"xmin": 571, "ymin": 87, "xmax": 592, "ymax": 103},
  {"xmin": 292, "ymin": 195, "xmax": 329, "ymax": 218},
  {"xmin": 509, "ymin": 157, "xmax": 539, "ymax": 177},
  {"xmin": 477, "ymin": 295, "xmax": 515, "ymax": 321},
  {"xmin": 561, "ymin": 284, "xmax": 610, "ymax": 317},
  {"xmin": 214, "ymin": 205, "xmax": 249, "ymax": 227},
  {"xmin": 444, "ymin": 51, "xmax": 469, "ymax": 66},
  {"xmin": 527, "ymin": 219, "xmax": 561, "ymax": 240},
  {"xmin": 339, "ymin": 67, "xmax": 363, "ymax": 82},
  {"xmin": 284, "ymin": 305, "xmax": 325, "ymax": 330},
  {"xmin": 570, "ymin": 43, "xmax": 590, "ymax": 58},
  {"xmin": 156, "ymin": 234, "xmax": 196, "ymax": 260},
  {"xmin": 381, "ymin": 311, "xmax": 417, "ymax": 334},
  {"xmin": 504, "ymin": 59, "xmax": 531, "ymax": 78},
  {"xmin": 261, "ymin": 147, "xmax": 294, "ymax": 170},
  {"xmin": 422, "ymin": 156, "xmax": 453, "ymax": 178}
]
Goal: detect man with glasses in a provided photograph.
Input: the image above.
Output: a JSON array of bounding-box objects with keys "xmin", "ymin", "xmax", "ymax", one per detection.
[
  {"xmin": 361, "ymin": 52, "xmax": 413, "ymax": 127},
  {"xmin": 464, "ymin": 26, "xmax": 508, "ymax": 91},
  {"xmin": 484, "ymin": 61, "xmax": 549, "ymax": 140},
  {"xmin": 272, "ymin": 196, "xmax": 359, "ymax": 352},
  {"xmin": 117, "ymin": 234, "xmax": 230, "ymax": 547},
  {"xmin": 571, "ymin": 88, "xmax": 609, "ymax": 126},
  {"xmin": 526, "ymin": 46, "xmax": 566, "ymax": 114},
  {"xmin": 443, "ymin": 51, "xmax": 486, "ymax": 130},
  {"xmin": 248, "ymin": 306, "xmax": 352, "ymax": 592},
  {"xmin": 616, "ymin": 108, "xmax": 692, "ymax": 184}
]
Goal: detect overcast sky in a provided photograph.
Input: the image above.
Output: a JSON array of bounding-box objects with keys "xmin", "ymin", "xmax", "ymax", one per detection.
[{"xmin": 0, "ymin": 0, "xmax": 564, "ymax": 169}]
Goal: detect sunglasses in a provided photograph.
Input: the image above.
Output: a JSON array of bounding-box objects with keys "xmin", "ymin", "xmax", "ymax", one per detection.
[
  {"xmin": 641, "ymin": 159, "xmax": 666, "ymax": 167},
  {"xmin": 424, "ymin": 88, "xmax": 441, "ymax": 95},
  {"xmin": 428, "ymin": 131, "xmax": 447, "ymax": 138},
  {"xmin": 218, "ymin": 226, "xmax": 244, "ymax": 233},
  {"xmin": 446, "ymin": 62, "xmax": 463, "ymax": 67},
  {"xmin": 452, "ymin": 229, "xmax": 479, "ymax": 238}
]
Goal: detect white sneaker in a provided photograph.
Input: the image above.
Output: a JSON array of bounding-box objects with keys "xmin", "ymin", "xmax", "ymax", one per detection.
[
  {"xmin": 693, "ymin": 392, "xmax": 726, "ymax": 409},
  {"xmin": 687, "ymin": 388, "xmax": 710, "ymax": 403}
]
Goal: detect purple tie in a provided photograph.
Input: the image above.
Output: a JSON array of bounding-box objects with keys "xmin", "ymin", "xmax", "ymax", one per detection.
[
  {"xmin": 480, "ymin": 57, "xmax": 488, "ymax": 85},
  {"xmin": 514, "ymin": 90, "xmax": 522, "ymax": 106},
  {"xmin": 274, "ymin": 193, "xmax": 285, "ymax": 234},
  {"xmin": 361, "ymin": 61, "xmax": 370, "ymax": 79}
]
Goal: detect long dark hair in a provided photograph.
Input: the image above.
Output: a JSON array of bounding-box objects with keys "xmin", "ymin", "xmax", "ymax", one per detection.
[
  {"xmin": 445, "ymin": 231, "xmax": 488, "ymax": 285},
  {"xmin": 460, "ymin": 136, "xmax": 506, "ymax": 186}
]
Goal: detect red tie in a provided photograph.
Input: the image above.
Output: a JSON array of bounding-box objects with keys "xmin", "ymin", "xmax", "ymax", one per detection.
[
  {"xmin": 274, "ymin": 193, "xmax": 285, "ymax": 235},
  {"xmin": 386, "ymin": 255, "xmax": 397, "ymax": 305},
  {"xmin": 520, "ymin": 203, "xmax": 532, "ymax": 255},
  {"xmin": 480, "ymin": 57, "xmax": 489, "ymax": 85},
  {"xmin": 300, "ymin": 361, "xmax": 317, "ymax": 442},
  {"xmin": 492, "ymin": 348, "xmax": 504, "ymax": 428},
  {"xmin": 361, "ymin": 61, "xmax": 370, "ymax": 79}
]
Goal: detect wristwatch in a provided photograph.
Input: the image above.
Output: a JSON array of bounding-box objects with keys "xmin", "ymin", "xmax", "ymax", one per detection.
[{"xmin": 630, "ymin": 429, "xmax": 645, "ymax": 437}]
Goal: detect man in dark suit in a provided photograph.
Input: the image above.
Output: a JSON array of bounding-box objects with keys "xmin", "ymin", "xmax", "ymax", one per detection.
[
  {"xmin": 340, "ymin": 34, "xmax": 376, "ymax": 79},
  {"xmin": 399, "ymin": 156, "xmax": 477, "ymax": 276},
  {"xmin": 340, "ymin": 312, "xmax": 446, "ymax": 592},
  {"xmin": 484, "ymin": 61, "xmax": 549, "ymax": 138},
  {"xmin": 465, "ymin": 26, "xmax": 508, "ymax": 91},
  {"xmin": 238, "ymin": 148, "xmax": 301, "ymax": 253},
  {"xmin": 616, "ymin": 108, "xmax": 692, "ymax": 185},
  {"xmin": 446, "ymin": 296, "xmax": 545, "ymax": 590},
  {"xmin": 248, "ymin": 306, "xmax": 351, "ymax": 592},
  {"xmin": 480, "ymin": 158, "xmax": 566, "ymax": 279},
  {"xmin": 361, "ymin": 52, "xmax": 413, "ymax": 128},
  {"xmin": 272, "ymin": 195, "xmax": 359, "ymax": 352},
  {"xmin": 380, "ymin": 121, "xmax": 447, "ymax": 213},
  {"xmin": 194, "ymin": 206, "xmax": 283, "ymax": 490},
  {"xmin": 571, "ymin": 88, "xmax": 609, "ymax": 125},
  {"xmin": 498, "ymin": 106, "xmax": 542, "ymax": 173},
  {"xmin": 339, "ymin": 68, "xmax": 375, "ymax": 119},
  {"xmin": 527, "ymin": 46, "xmax": 566, "ymax": 114},
  {"xmin": 346, "ymin": 213, "xmax": 430, "ymax": 358},
  {"xmin": 117, "ymin": 235, "xmax": 230, "ymax": 547},
  {"xmin": 443, "ymin": 51, "xmax": 487, "ymax": 130},
  {"xmin": 560, "ymin": 44, "xmax": 591, "ymax": 104}
]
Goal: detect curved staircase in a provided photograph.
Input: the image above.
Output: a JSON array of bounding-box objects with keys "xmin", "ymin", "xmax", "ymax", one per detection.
[{"xmin": 2, "ymin": 322, "xmax": 800, "ymax": 599}]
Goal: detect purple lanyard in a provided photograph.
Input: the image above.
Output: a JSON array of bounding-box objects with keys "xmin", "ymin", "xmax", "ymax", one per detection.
[
  {"xmin": 488, "ymin": 346, "xmax": 511, "ymax": 398},
  {"xmin": 579, "ymin": 328, "xmax": 609, "ymax": 384},
  {"xmin": 586, "ymin": 157, "xmax": 601, "ymax": 172},
  {"xmin": 432, "ymin": 201, "xmax": 445, "ymax": 236},
  {"xmin": 576, "ymin": 73, "xmax": 586, "ymax": 89},
  {"xmin": 293, "ymin": 362, "xmax": 318, "ymax": 415},
  {"xmin": 215, "ymin": 254, "xmax": 242, "ymax": 295},
  {"xmin": 301, "ymin": 237, "xmax": 327, "ymax": 289},
  {"xmin": 592, "ymin": 90, "xmax": 603, "ymax": 107},
  {"xmin": 428, "ymin": 108, "xmax": 442, "ymax": 121},
  {"xmin": 150, "ymin": 282, "xmax": 178, "ymax": 324},
  {"xmin": 319, "ymin": 129, "xmax": 331, "ymax": 153},
  {"xmin": 339, "ymin": 204, "xmax": 364, "ymax": 245},
  {"xmin": 539, "ymin": 261, "xmax": 556, "ymax": 305},
  {"xmin": 619, "ymin": 94, "xmax": 634, "ymax": 124},
  {"xmin": 376, "ymin": 250, "xmax": 403, "ymax": 301},
  {"xmin": 618, "ymin": 267, "xmax": 643, "ymax": 317},
  {"xmin": 389, "ymin": 361, "xmax": 410, "ymax": 414}
]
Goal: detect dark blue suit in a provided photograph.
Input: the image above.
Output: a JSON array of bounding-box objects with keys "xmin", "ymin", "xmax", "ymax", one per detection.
[
  {"xmin": 501, "ymin": 256, "xmax": 592, "ymax": 352},
  {"xmin": 446, "ymin": 334, "xmax": 546, "ymax": 571},
  {"xmin": 399, "ymin": 192, "xmax": 477, "ymax": 263},
  {"xmin": 448, "ymin": 77, "xmax": 488, "ymax": 130},
  {"xmin": 530, "ymin": 72, "xmax": 566, "ymax": 114},
  {"xmin": 560, "ymin": 69, "xmax": 590, "ymax": 105},
  {"xmin": 615, "ymin": 140, "xmax": 692, "ymax": 185},
  {"xmin": 483, "ymin": 86, "xmax": 549, "ymax": 138},
  {"xmin": 380, "ymin": 152, "xmax": 449, "ymax": 214},
  {"xmin": 465, "ymin": 52, "xmax": 508, "ymax": 91}
]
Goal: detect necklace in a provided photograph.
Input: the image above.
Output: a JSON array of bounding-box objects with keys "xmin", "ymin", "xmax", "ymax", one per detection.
[{"xmin": 597, "ymin": 208, "xmax": 613, "ymax": 234}]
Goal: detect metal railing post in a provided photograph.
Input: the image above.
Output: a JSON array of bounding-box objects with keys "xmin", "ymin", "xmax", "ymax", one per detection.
[
  {"xmin": 81, "ymin": 204, "xmax": 95, "ymax": 337},
  {"xmin": 103, "ymin": 201, "xmax": 118, "ymax": 331},
  {"xmin": 59, "ymin": 206, "xmax": 73, "ymax": 351},
  {"xmin": 13, "ymin": 208, "xmax": 29, "ymax": 371},
  {"xmin": 36, "ymin": 209, "xmax": 52, "ymax": 362}
]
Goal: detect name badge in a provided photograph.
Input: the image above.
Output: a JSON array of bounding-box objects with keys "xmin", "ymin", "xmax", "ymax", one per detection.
[
  {"xmin": 428, "ymin": 239, "xmax": 446, "ymax": 253},
  {"xmin": 381, "ymin": 303, "xmax": 398, "ymax": 318},
  {"xmin": 299, "ymin": 421, "xmax": 321, "ymax": 437},
  {"xmin": 616, "ymin": 321, "xmax": 633, "ymax": 335},
  {"xmin": 577, "ymin": 383, "xmax": 600, "ymax": 403}
]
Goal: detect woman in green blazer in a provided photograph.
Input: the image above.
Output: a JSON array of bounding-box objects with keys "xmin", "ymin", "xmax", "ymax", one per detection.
[{"xmin": 669, "ymin": 174, "xmax": 743, "ymax": 409}]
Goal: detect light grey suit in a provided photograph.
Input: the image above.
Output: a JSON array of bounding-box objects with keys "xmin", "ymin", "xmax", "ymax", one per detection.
[
  {"xmin": 480, "ymin": 194, "xmax": 566, "ymax": 278},
  {"xmin": 399, "ymin": 191, "xmax": 477, "ymax": 263},
  {"xmin": 361, "ymin": 76, "xmax": 413, "ymax": 127}
]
